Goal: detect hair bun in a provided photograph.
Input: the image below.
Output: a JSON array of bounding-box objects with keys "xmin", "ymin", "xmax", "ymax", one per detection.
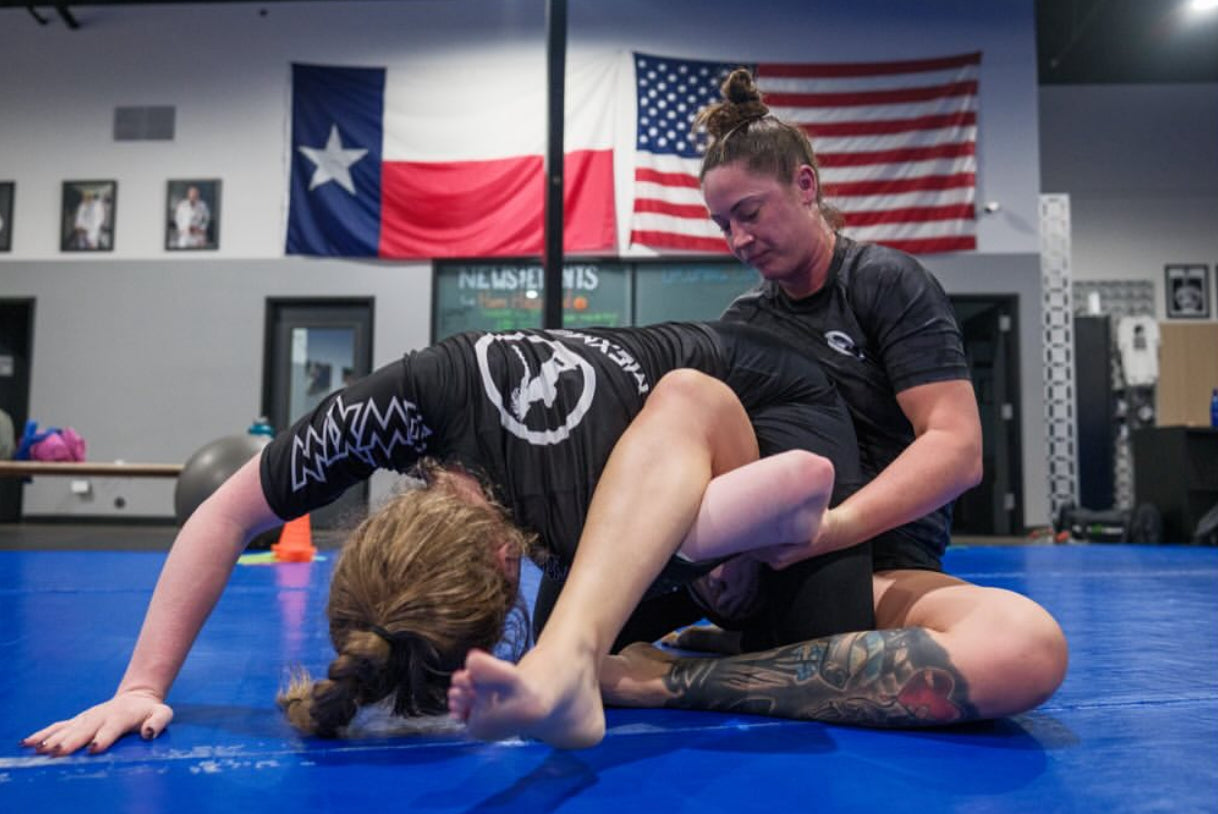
[
  {"xmin": 695, "ymin": 67, "xmax": 770, "ymax": 142},
  {"xmin": 723, "ymin": 68, "xmax": 763, "ymax": 106}
]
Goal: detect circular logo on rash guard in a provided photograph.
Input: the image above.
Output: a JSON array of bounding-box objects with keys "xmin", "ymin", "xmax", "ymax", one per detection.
[
  {"xmin": 475, "ymin": 333, "xmax": 597, "ymax": 445},
  {"xmin": 824, "ymin": 330, "xmax": 866, "ymax": 360}
]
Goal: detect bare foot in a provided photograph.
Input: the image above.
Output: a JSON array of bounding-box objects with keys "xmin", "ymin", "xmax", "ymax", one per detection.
[
  {"xmin": 600, "ymin": 642, "xmax": 681, "ymax": 707},
  {"xmin": 448, "ymin": 647, "xmax": 605, "ymax": 750}
]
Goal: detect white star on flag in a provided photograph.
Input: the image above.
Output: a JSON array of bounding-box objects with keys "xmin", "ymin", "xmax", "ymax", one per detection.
[{"xmin": 298, "ymin": 124, "xmax": 368, "ymax": 195}]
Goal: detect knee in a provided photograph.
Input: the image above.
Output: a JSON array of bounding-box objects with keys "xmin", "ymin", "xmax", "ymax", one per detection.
[
  {"xmin": 651, "ymin": 369, "xmax": 725, "ymax": 405},
  {"xmin": 970, "ymin": 594, "xmax": 1069, "ymax": 717},
  {"xmin": 648, "ymin": 369, "xmax": 738, "ymax": 428}
]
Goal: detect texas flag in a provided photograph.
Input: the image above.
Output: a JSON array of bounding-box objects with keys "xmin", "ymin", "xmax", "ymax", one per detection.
[{"xmin": 286, "ymin": 60, "xmax": 616, "ymax": 258}]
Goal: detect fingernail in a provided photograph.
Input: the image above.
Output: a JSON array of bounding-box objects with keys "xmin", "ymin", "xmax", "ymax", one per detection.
[{"xmin": 142, "ymin": 728, "xmax": 153, "ymax": 740}]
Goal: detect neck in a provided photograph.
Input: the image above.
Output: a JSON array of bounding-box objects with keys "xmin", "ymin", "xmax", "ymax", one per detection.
[{"xmin": 779, "ymin": 223, "xmax": 837, "ymax": 301}]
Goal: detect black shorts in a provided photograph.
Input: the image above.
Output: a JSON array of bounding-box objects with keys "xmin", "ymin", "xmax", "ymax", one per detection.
[
  {"xmin": 534, "ymin": 539, "xmax": 875, "ymax": 653},
  {"xmin": 871, "ymin": 514, "xmax": 949, "ymax": 573},
  {"xmin": 872, "ymin": 538, "xmax": 945, "ymax": 572}
]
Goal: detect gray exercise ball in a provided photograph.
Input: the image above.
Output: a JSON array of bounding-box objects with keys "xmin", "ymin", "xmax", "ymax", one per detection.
[{"xmin": 174, "ymin": 433, "xmax": 271, "ymax": 526}]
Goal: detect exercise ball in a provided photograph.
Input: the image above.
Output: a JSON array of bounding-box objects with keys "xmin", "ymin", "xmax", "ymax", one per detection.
[{"xmin": 174, "ymin": 433, "xmax": 271, "ymax": 526}]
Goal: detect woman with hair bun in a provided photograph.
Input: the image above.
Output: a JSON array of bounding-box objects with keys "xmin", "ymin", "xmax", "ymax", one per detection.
[{"xmin": 601, "ymin": 68, "xmax": 1068, "ymax": 728}]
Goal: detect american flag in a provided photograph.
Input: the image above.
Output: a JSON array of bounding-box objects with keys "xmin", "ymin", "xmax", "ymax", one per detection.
[{"xmin": 630, "ymin": 51, "xmax": 980, "ymax": 255}]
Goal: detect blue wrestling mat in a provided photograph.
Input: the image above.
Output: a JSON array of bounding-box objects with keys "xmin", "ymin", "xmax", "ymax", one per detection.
[{"xmin": 1, "ymin": 543, "xmax": 1215, "ymax": 812}]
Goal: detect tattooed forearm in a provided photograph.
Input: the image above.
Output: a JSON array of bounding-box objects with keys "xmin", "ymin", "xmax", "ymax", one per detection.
[{"xmin": 661, "ymin": 628, "xmax": 979, "ymax": 727}]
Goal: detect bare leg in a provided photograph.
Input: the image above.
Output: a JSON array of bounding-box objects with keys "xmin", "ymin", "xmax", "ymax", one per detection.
[
  {"xmin": 602, "ymin": 570, "xmax": 1068, "ymax": 726},
  {"xmin": 449, "ymin": 370, "xmax": 759, "ymax": 748}
]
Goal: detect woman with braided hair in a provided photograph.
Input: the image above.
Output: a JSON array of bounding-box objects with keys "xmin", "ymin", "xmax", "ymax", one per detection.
[
  {"xmin": 24, "ymin": 319, "xmax": 873, "ymax": 753},
  {"xmin": 278, "ymin": 465, "xmax": 540, "ymax": 737},
  {"xmin": 599, "ymin": 68, "xmax": 1068, "ymax": 727}
]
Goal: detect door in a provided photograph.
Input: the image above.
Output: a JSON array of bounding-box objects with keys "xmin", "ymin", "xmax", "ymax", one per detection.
[
  {"xmin": 951, "ymin": 296, "xmax": 1023, "ymax": 536},
  {"xmin": 0, "ymin": 300, "xmax": 34, "ymax": 522},
  {"xmin": 263, "ymin": 299, "xmax": 374, "ymax": 530}
]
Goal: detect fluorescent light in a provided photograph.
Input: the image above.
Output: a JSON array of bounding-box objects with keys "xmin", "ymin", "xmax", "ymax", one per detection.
[{"xmin": 1190, "ymin": 0, "xmax": 1218, "ymax": 12}]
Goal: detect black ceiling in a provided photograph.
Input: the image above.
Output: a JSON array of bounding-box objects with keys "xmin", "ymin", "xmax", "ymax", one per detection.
[
  {"xmin": 4, "ymin": 0, "xmax": 1218, "ymax": 84},
  {"xmin": 1038, "ymin": 0, "xmax": 1218, "ymax": 84}
]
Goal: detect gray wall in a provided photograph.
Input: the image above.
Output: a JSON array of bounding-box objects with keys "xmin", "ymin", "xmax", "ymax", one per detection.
[
  {"xmin": 1, "ymin": 0, "xmax": 1055, "ymax": 524},
  {"xmin": 1040, "ymin": 83, "xmax": 1218, "ymax": 314},
  {"xmin": 1, "ymin": 259, "xmax": 430, "ymax": 515}
]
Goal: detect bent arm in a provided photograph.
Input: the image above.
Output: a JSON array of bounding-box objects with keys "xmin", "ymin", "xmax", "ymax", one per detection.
[{"xmin": 817, "ymin": 378, "xmax": 982, "ymax": 555}]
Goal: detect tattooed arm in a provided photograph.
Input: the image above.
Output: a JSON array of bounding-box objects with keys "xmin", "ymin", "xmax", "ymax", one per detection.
[{"xmin": 605, "ymin": 628, "xmax": 979, "ymax": 727}]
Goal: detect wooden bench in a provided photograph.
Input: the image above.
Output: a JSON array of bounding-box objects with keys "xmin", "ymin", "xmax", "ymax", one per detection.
[{"xmin": 0, "ymin": 462, "xmax": 183, "ymax": 478}]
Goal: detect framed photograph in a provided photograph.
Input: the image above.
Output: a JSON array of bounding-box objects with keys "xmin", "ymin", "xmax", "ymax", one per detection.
[
  {"xmin": 0, "ymin": 181, "xmax": 13, "ymax": 252},
  {"xmin": 61, "ymin": 180, "xmax": 116, "ymax": 252},
  {"xmin": 166, "ymin": 178, "xmax": 220, "ymax": 251},
  {"xmin": 1164, "ymin": 264, "xmax": 1210, "ymax": 319}
]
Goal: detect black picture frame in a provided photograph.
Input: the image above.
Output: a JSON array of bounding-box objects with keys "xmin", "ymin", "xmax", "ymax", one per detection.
[
  {"xmin": 1164, "ymin": 264, "xmax": 1210, "ymax": 320},
  {"xmin": 166, "ymin": 178, "xmax": 221, "ymax": 251},
  {"xmin": 60, "ymin": 180, "xmax": 117, "ymax": 252},
  {"xmin": 0, "ymin": 181, "xmax": 13, "ymax": 252}
]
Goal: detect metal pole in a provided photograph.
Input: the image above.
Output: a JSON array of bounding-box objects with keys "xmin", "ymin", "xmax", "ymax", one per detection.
[{"xmin": 542, "ymin": 0, "xmax": 567, "ymax": 329}]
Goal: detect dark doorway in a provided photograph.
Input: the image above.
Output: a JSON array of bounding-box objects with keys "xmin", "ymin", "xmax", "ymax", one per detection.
[
  {"xmin": 0, "ymin": 299, "xmax": 34, "ymax": 522},
  {"xmin": 263, "ymin": 299, "xmax": 374, "ymax": 530},
  {"xmin": 951, "ymin": 296, "xmax": 1023, "ymax": 536}
]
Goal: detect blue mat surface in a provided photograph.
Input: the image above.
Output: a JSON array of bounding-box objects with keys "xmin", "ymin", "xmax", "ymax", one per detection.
[{"xmin": 2, "ymin": 544, "xmax": 1216, "ymax": 812}]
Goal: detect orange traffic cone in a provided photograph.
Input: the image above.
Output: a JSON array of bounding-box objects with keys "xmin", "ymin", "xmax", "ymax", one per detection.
[{"xmin": 272, "ymin": 514, "xmax": 316, "ymax": 562}]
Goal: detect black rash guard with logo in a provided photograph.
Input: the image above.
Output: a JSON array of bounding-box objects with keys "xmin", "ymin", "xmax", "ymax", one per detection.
[
  {"xmin": 261, "ymin": 320, "xmax": 861, "ymax": 574},
  {"xmin": 723, "ymin": 234, "xmax": 971, "ymax": 571}
]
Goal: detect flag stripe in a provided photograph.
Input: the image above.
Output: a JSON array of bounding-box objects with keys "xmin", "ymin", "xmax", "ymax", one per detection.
[
  {"xmin": 823, "ymin": 173, "xmax": 976, "ymax": 197},
  {"xmin": 758, "ymin": 52, "xmax": 981, "ymax": 79},
  {"xmin": 773, "ymin": 96, "xmax": 976, "ymax": 125},
  {"xmin": 800, "ymin": 111, "xmax": 976, "ymax": 138},
  {"xmin": 874, "ymin": 235, "xmax": 976, "ymax": 253},
  {"xmin": 380, "ymin": 149, "xmax": 614, "ymax": 258},
  {"xmin": 633, "ymin": 197, "xmax": 711, "ymax": 219},
  {"xmin": 813, "ymin": 125, "xmax": 977, "ymax": 153},
  {"xmin": 817, "ymin": 141, "xmax": 974, "ymax": 168},
  {"xmin": 821, "ymin": 156, "xmax": 977, "ymax": 184},
  {"xmin": 636, "ymin": 166, "xmax": 702, "ymax": 190},
  {"xmin": 632, "ymin": 211, "xmax": 724, "ymax": 240},
  {"xmin": 842, "ymin": 203, "xmax": 976, "ymax": 227},
  {"xmin": 634, "ymin": 179, "xmax": 705, "ymax": 207},
  {"xmin": 629, "ymin": 230, "xmax": 730, "ymax": 253},
  {"xmin": 848, "ymin": 218, "xmax": 975, "ymax": 242},
  {"xmin": 764, "ymin": 80, "xmax": 977, "ymax": 109},
  {"xmin": 835, "ymin": 186, "xmax": 976, "ymax": 213}
]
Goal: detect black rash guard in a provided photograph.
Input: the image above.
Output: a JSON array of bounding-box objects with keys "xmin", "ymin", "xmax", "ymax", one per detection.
[
  {"xmin": 723, "ymin": 234, "xmax": 971, "ymax": 570},
  {"xmin": 261, "ymin": 320, "xmax": 861, "ymax": 576}
]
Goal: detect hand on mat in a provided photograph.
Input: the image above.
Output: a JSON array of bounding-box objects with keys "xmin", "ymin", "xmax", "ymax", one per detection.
[{"xmin": 21, "ymin": 690, "xmax": 173, "ymax": 756}]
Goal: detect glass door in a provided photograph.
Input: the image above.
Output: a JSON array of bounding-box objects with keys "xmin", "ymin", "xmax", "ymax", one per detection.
[{"xmin": 264, "ymin": 299, "xmax": 373, "ymax": 529}]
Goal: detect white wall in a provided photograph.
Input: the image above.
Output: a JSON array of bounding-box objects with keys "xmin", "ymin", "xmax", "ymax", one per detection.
[{"xmin": 0, "ymin": 0, "xmax": 1050, "ymax": 522}]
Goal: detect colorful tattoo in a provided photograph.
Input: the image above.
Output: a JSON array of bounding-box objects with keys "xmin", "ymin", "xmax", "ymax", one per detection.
[{"xmin": 661, "ymin": 628, "xmax": 979, "ymax": 726}]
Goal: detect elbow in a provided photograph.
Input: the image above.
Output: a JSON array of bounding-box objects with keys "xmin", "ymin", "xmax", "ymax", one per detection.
[
  {"xmin": 963, "ymin": 439, "xmax": 983, "ymax": 491},
  {"xmin": 956, "ymin": 420, "xmax": 984, "ymax": 491}
]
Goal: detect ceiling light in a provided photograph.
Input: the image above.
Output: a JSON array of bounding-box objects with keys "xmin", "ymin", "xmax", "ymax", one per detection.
[{"xmin": 1189, "ymin": 0, "xmax": 1218, "ymax": 12}]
